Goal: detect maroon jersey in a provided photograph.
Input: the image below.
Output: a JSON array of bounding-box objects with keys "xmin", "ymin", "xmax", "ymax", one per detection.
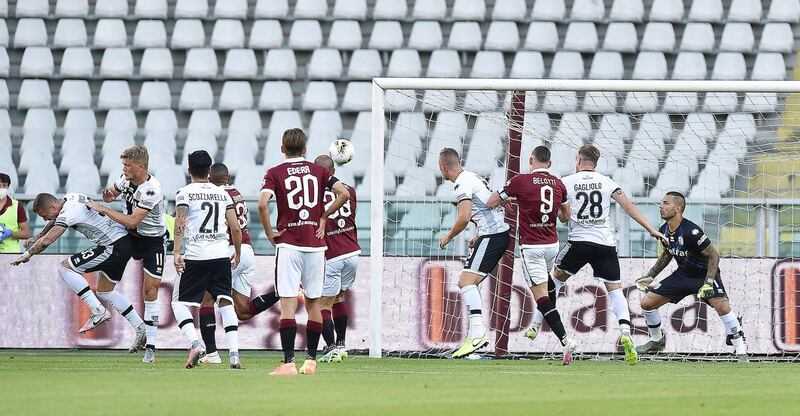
[
  {"xmin": 222, "ymin": 185, "xmax": 252, "ymax": 246},
  {"xmin": 499, "ymin": 169, "xmax": 567, "ymax": 246},
  {"xmin": 261, "ymin": 157, "xmax": 337, "ymax": 252},
  {"xmin": 324, "ymin": 185, "xmax": 360, "ymax": 261}
]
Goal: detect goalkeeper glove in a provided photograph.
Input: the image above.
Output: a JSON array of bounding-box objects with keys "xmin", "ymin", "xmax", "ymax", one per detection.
[
  {"xmin": 697, "ymin": 280, "xmax": 715, "ymax": 301},
  {"xmin": 0, "ymin": 225, "xmax": 11, "ymax": 243},
  {"xmin": 635, "ymin": 273, "xmax": 654, "ymax": 291}
]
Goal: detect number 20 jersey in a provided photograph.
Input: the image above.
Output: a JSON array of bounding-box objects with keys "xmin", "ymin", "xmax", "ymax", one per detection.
[
  {"xmin": 261, "ymin": 157, "xmax": 338, "ymax": 252},
  {"xmin": 561, "ymin": 170, "xmax": 622, "ymax": 247},
  {"xmin": 175, "ymin": 182, "xmax": 234, "ymax": 260}
]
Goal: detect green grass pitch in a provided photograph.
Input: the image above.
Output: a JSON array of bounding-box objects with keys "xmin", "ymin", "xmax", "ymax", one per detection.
[{"xmin": 1, "ymin": 350, "xmax": 798, "ymax": 415}]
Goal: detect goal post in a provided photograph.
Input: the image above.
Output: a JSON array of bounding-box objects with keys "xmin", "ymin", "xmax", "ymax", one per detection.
[{"xmin": 368, "ymin": 78, "xmax": 800, "ymax": 361}]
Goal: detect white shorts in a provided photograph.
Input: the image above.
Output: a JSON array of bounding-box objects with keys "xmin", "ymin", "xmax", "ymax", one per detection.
[
  {"xmin": 521, "ymin": 243, "xmax": 559, "ymax": 287},
  {"xmin": 276, "ymin": 247, "xmax": 325, "ymax": 299},
  {"xmin": 322, "ymin": 255, "xmax": 359, "ymax": 297},
  {"xmin": 230, "ymin": 244, "xmax": 256, "ymax": 297}
]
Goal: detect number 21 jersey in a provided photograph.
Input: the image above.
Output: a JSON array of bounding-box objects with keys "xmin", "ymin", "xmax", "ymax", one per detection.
[
  {"xmin": 175, "ymin": 182, "xmax": 234, "ymax": 260},
  {"xmin": 561, "ymin": 170, "xmax": 621, "ymax": 247}
]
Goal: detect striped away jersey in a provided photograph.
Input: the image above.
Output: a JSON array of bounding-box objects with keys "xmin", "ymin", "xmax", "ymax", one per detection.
[
  {"xmin": 56, "ymin": 193, "xmax": 128, "ymax": 246},
  {"xmin": 453, "ymin": 170, "xmax": 509, "ymax": 236}
]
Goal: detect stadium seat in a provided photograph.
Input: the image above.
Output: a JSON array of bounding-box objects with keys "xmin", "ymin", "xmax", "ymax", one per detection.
[
  {"xmin": 743, "ymin": 93, "xmax": 779, "ymax": 113},
  {"xmin": 213, "ymin": 0, "xmax": 247, "ymax": 18},
  {"xmin": 20, "ymin": 47, "xmax": 54, "ymax": 77},
  {"xmin": 720, "ymin": 23, "xmax": 754, "ymax": 52},
  {"xmin": 155, "ymin": 165, "xmax": 188, "ymax": 197},
  {"xmin": 15, "ymin": 0, "xmax": 48, "ymax": 17},
  {"xmin": 295, "ymin": 0, "xmax": 328, "ymax": 18},
  {"xmin": 632, "ymin": 51, "xmax": 667, "ymax": 80},
  {"xmin": 57, "ymin": 80, "xmax": 91, "ymax": 109},
  {"xmin": 465, "ymin": 118, "xmax": 504, "ymax": 176},
  {"xmin": 347, "ymin": 49, "xmax": 382, "ymax": 80},
  {"xmin": 219, "ymin": 81, "xmax": 253, "ymax": 111},
  {"xmin": 171, "ymin": 19, "xmax": 205, "ymax": 49},
  {"xmin": 679, "ymin": 23, "xmax": 714, "ymax": 53},
  {"xmin": 386, "ymin": 132, "xmax": 423, "ymax": 176},
  {"xmin": 143, "ymin": 130, "xmax": 176, "ymax": 157},
  {"xmin": 223, "ymin": 49, "xmax": 257, "ymax": 79},
  {"xmin": 589, "ymin": 51, "xmax": 624, "ymax": 79},
  {"xmin": 602, "ymin": 22, "xmax": 637, "ymax": 53},
  {"xmin": 426, "ymin": 49, "xmax": 461, "ymax": 78},
  {"xmin": 138, "ymin": 81, "xmax": 172, "ymax": 109},
  {"xmin": 94, "ymin": 0, "xmax": 128, "ymax": 17},
  {"xmin": 448, "ymin": 22, "xmax": 483, "ymax": 51},
  {"xmin": 553, "ymin": 113, "xmax": 590, "ymax": 148},
  {"xmin": 183, "ymin": 48, "xmax": 218, "ymax": 79},
  {"xmin": 768, "ymin": 0, "xmax": 800, "ymax": 22},
  {"xmin": 248, "ymin": 20, "xmax": 282, "ymax": 49},
  {"xmin": 14, "ymin": 18, "xmax": 47, "ymax": 47},
  {"xmin": 728, "ymin": 0, "xmax": 761, "ymax": 22},
  {"xmin": 302, "ymin": 81, "xmax": 338, "ymax": 110},
  {"xmin": 0, "ymin": 109, "xmax": 8, "ymax": 129},
  {"xmin": 482, "ymin": 21, "xmax": 519, "ymax": 52},
  {"xmin": 409, "ymin": 21, "xmax": 443, "ymax": 51},
  {"xmin": 97, "ymin": 80, "xmax": 131, "ymax": 109},
  {"xmin": 53, "ymin": 18, "xmax": 87, "ymax": 47},
  {"xmin": 21, "ymin": 130, "xmax": 55, "ymax": 155},
  {"xmin": 609, "ymin": 0, "xmax": 644, "ymax": 21},
  {"xmin": 412, "ymin": 0, "xmax": 446, "ymax": 20},
  {"xmin": 224, "ymin": 129, "xmax": 259, "ymax": 156},
  {"xmin": 543, "ymin": 91, "xmax": 578, "ymax": 113},
  {"xmin": 140, "ymin": 48, "xmax": 173, "ymax": 79},
  {"xmin": 723, "ymin": 113, "xmax": 756, "ymax": 141},
  {"xmin": 182, "ymin": 131, "xmax": 218, "ymax": 167},
  {"xmin": 640, "ymin": 22, "xmax": 675, "ymax": 52},
  {"xmin": 671, "ymin": 51, "xmax": 707, "ymax": 79},
  {"xmin": 133, "ymin": 20, "xmax": 167, "ymax": 49},
  {"xmin": 751, "ymin": 53, "xmax": 787, "ymax": 80},
  {"xmin": 228, "ymin": 109, "xmax": 263, "ymax": 135},
  {"xmin": 570, "ymin": 0, "xmax": 604, "ymax": 21},
  {"xmin": 144, "ymin": 109, "xmax": 177, "ymax": 134},
  {"xmin": 328, "ymin": 20, "xmax": 363, "ymax": 50},
  {"xmin": 23, "ymin": 108, "xmax": 56, "ymax": 134},
  {"xmin": 711, "ymin": 52, "xmax": 746, "ymax": 80},
  {"xmin": 0, "ymin": 19, "xmax": 6, "ymax": 47},
  {"xmin": 267, "ymin": 110, "xmax": 302, "ymax": 142},
  {"xmin": 388, "ymin": 49, "xmax": 422, "ymax": 77},
  {"xmin": 93, "ymin": 18, "xmax": 127, "ymax": 48},
  {"xmin": 463, "ymin": 91, "xmax": 499, "ymax": 112},
  {"xmin": 0, "ymin": 80, "xmax": 7, "ymax": 108},
  {"xmin": 531, "ymin": 0, "xmax": 564, "ymax": 21},
  {"xmin": 308, "ymin": 49, "xmax": 343, "ymax": 80},
  {"xmin": 56, "ymin": 0, "xmax": 89, "ymax": 17},
  {"xmin": 0, "ymin": 48, "xmax": 7, "ymax": 77},
  {"xmin": 669, "ymin": 134, "xmax": 704, "ymax": 175},
  {"xmin": 254, "ymin": 0, "xmax": 287, "ymax": 18},
  {"xmin": 64, "ymin": 163, "xmax": 101, "ymax": 197},
  {"xmin": 17, "ymin": 79, "xmax": 51, "ymax": 109},
  {"xmin": 710, "ymin": 132, "xmax": 747, "ymax": 163},
  {"xmin": 373, "ymin": 0, "xmax": 406, "ymax": 19},
  {"xmin": 222, "ymin": 140, "xmax": 258, "ymax": 176},
  {"xmin": 584, "ymin": 90, "xmax": 618, "ymax": 113},
  {"xmin": 179, "ymin": 81, "xmax": 214, "ymax": 110},
  {"xmin": 23, "ymin": 161, "xmax": 60, "ymax": 195},
  {"xmin": 341, "ymin": 82, "xmax": 371, "ymax": 111},
  {"xmin": 397, "ymin": 167, "xmax": 437, "ymax": 196},
  {"xmin": 174, "ymin": 0, "xmax": 207, "ymax": 18},
  {"xmin": 759, "ymin": 23, "xmax": 793, "ymax": 53},
  {"xmin": 104, "ymin": 109, "xmax": 137, "ymax": 134},
  {"xmin": 231, "ymin": 164, "xmax": 265, "ymax": 198},
  {"xmin": 522, "ymin": 112, "xmax": 551, "ymax": 152},
  {"xmin": 61, "ymin": 140, "xmax": 96, "ymax": 175},
  {"xmin": 563, "ymin": 22, "xmax": 598, "ymax": 52},
  {"xmin": 649, "ymin": 0, "xmax": 683, "ymax": 21},
  {"xmin": 263, "ymin": 49, "xmax": 297, "ymax": 79},
  {"xmin": 687, "ymin": 0, "xmax": 722, "ymax": 21},
  {"xmin": 134, "ymin": 0, "xmax": 167, "ymax": 19},
  {"xmin": 510, "ymin": 51, "xmax": 544, "ymax": 79},
  {"xmin": 258, "ymin": 80, "xmax": 294, "ymax": 110},
  {"xmin": 61, "ymin": 126, "xmax": 94, "ymax": 152},
  {"xmin": 683, "ymin": 113, "xmax": 716, "ymax": 141},
  {"xmin": 650, "ymin": 163, "xmax": 691, "ymax": 197},
  {"xmin": 369, "ymin": 21, "xmax": 404, "ymax": 50},
  {"xmin": 19, "ymin": 145, "xmax": 53, "ymax": 176},
  {"xmin": 492, "ymin": 0, "xmax": 527, "ymax": 20},
  {"xmin": 523, "ymin": 21, "xmax": 558, "ymax": 52},
  {"xmin": 549, "ymin": 51, "xmax": 584, "ymax": 79},
  {"xmin": 211, "ymin": 19, "xmax": 245, "ymax": 49},
  {"xmin": 385, "ymin": 90, "xmax": 417, "ymax": 112},
  {"xmin": 289, "ymin": 20, "xmax": 323, "ymax": 50},
  {"xmin": 100, "ymin": 48, "xmax": 134, "ymax": 78},
  {"xmin": 452, "ymin": 0, "xmax": 486, "ymax": 20},
  {"xmin": 471, "ymin": 51, "xmax": 505, "ymax": 78},
  {"xmin": 309, "ymin": 110, "xmax": 343, "ymax": 141},
  {"xmin": 421, "ymin": 90, "xmax": 456, "ymax": 112},
  {"xmin": 333, "ymin": 0, "xmax": 367, "ymax": 20},
  {"xmin": 60, "ymin": 47, "xmax": 93, "ymax": 77},
  {"xmin": 691, "ymin": 166, "xmax": 730, "ymax": 200}
]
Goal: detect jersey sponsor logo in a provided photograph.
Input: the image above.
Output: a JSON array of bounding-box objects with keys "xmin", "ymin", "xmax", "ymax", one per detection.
[
  {"xmin": 146, "ymin": 189, "xmax": 155, "ymax": 197},
  {"xmin": 692, "ymin": 229, "xmax": 700, "ymax": 235},
  {"xmin": 299, "ymin": 209, "xmax": 309, "ymax": 220},
  {"xmin": 698, "ymin": 234, "xmax": 708, "ymax": 244},
  {"xmin": 337, "ymin": 218, "xmax": 346, "ymax": 228}
]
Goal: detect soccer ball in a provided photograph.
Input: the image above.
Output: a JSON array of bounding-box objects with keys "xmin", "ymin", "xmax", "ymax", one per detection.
[{"xmin": 329, "ymin": 139, "xmax": 355, "ymax": 166}]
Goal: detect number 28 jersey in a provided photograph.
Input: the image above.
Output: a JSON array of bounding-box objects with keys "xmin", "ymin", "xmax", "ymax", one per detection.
[
  {"xmin": 261, "ymin": 157, "xmax": 339, "ymax": 252},
  {"xmin": 175, "ymin": 182, "xmax": 234, "ymax": 261},
  {"xmin": 561, "ymin": 170, "xmax": 621, "ymax": 247}
]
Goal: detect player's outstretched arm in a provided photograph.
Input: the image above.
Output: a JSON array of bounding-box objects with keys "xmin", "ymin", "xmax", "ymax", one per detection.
[
  {"xmin": 172, "ymin": 205, "xmax": 187, "ymax": 274},
  {"xmin": 23, "ymin": 219, "xmax": 55, "ymax": 249},
  {"xmin": 439, "ymin": 200, "xmax": 471, "ymax": 249},
  {"xmin": 101, "ymin": 185, "xmax": 120, "ymax": 203},
  {"xmin": 637, "ymin": 249, "xmax": 673, "ymax": 290},
  {"xmin": 612, "ymin": 189, "xmax": 668, "ymax": 244},
  {"xmin": 486, "ymin": 191, "xmax": 502, "ymax": 209},
  {"xmin": 225, "ymin": 206, "xmax": 242, "ymax": 269},
  {"xmin": 85, "ymin": 200, "xmax": 148, "ymax": 230},
  {"xmin": 11, "ymin": 225, "xmax": 67, "ymax": 265}
]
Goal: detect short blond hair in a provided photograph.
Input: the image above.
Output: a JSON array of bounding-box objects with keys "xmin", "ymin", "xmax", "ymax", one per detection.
[{"xmin": 120, "ymin": 145, "xmax": 149, "ymax": 166}]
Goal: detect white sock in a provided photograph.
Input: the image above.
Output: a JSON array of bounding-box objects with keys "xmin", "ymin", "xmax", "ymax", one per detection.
[
  {"xmin": 171, "ymin": 302, "xmax": 198, "ymax": 345},
  {"xmin": 720, "ymin": 311, "xmax": 746, "ymax": 353},
  {"xmin": 97, "ymin": 291, "xmax": 144, "ymax": 329},
  {"xmin": 460, "ymin": 285, "xmax": 485, "ymax": 338},
  {"xmin": 144, "ymin": 300, "xmax": 158, "ymax": 348},
  {"xmin": 58, "ymin": 266, "xmax": 104, "ymax": 314},
  {"xmin": 607, "ymin": 288, "xmax": 632, "ymax": 335},
  {"xmin": 219, "ymin": 304, "xmax": 239, "ymax": 354},
  {"xmin": 643, "ymin": 309, "xmax": 663, "ymax": 342}
]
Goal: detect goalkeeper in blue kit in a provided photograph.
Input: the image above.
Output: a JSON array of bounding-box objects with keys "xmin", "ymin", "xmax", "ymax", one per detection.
[{"xmin": 635, "ymin": 192, "xmax": 748, "ymax": 361}]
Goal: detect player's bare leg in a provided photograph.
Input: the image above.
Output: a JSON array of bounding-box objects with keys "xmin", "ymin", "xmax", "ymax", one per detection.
[
  {"xmin": 708, "ymin": 297, "xmax": 748, "ymax": 362},
  {"xmin": 603, "ymin": 281, "xmax": 637, "ymax": 365},
  {"xmin": 528, "ymin": 271, "xmax": 567, "ymax": 342},
  {"xmin": 198, "ymin": 292, "xmax": 221, "ymax": 364},
  {"xmin": 141, "ymin": 273, "xmax": 161, "ymax": 363},
  {"xmin": 636, "ymin": 292, "xmax": 671, "ymax": 355},
  {"xmin": 95, "ymin": 272, "xmax": 147, "ymax": 354},
  {"xmin": 452, "ymin": 271, "xmax": 489, "ymax": 359},
  {"xmin": 529, "ymin": 279, "xmax": 576, "ymax": 365},
  {"xmin": 271, "ymin": 296, "xmax": 300, "ymax": 376}
]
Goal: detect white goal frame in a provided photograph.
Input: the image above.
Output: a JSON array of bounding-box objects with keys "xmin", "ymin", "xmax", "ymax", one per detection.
[{"xmin": 368, "ymin": 79, "xmax": 800, "ymax": 359}]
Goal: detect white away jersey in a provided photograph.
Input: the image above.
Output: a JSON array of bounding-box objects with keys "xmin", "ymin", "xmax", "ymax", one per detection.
[
  {"xmin": 55, "ymin": 193, "xmax": 128, "ymax": 246},
  {"xmin": 561, "ymin": 170, "xmax": 621, "ymax": 247},
  {"xmin": 114, "ymin": 174, "xmax": 167, "ymax": 237},
  {"xmin": 175, "ymin": 182, "xmax": 234, "ymax": 261},
  {"xmin": 453, "ymin": 170, "xmax": 509, "ymax": 236}
]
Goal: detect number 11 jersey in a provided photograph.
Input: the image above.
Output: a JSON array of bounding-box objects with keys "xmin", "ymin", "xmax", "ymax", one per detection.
[{"xmin": 561, "ymin": 170, "xmax": 621, "ymax": 247}]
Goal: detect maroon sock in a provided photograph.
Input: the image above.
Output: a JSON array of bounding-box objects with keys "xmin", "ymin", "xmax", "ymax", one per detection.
[
  {"xmin": 279, "ymin": 319, "xmax": 297, "ymax": 363},
  {"xmin": 321, "ymin": 309, "xmax": 335, "ymax": 347},
  {"xmin": 332, "ymin": 302, "xmax": 348, "ymax": 346},
  {"xmin": 306, "ymin": 320, "xmax": 323, "ymax": 360}
]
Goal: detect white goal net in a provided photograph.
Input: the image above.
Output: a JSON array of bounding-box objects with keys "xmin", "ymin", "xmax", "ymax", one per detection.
[{"xmin": 367, "ymin": 79, "xmax": 800, "ymax": 361}]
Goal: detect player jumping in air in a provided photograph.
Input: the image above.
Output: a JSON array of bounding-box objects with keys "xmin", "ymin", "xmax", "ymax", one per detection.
[
  {"xmin": 86, "ymin": 146, "xmax": 167, "ymax": 363},
  {"xmin": 259, "ymin": 128, "xmax": 350, "ymax": 376},
  {"xmin": 198, "ymin": 163, "xmax": 280, "ymax": 365},
  {"xmin": 438, "ymin": 148, "xmax": 511, "ymax": 359},
  {"xmin": 550, "ymin": 145, "xmax": 667, "ymax": 365},
  {"xmin": 487, "ymin": 146, "xmax": 577, "ymax": 365},
  {"xmin": 12, "ymin": 193, "xmax": 147, "ymax": 346},
  {"xmin": 635, "ymin": 191, "xmax": 749, "ymax": 362},
  {"xmin": 314, "ymin": 155, "xmax": 360, "ymax": 364},
  {"xmin": 171, "ymin": 151, "xmax": 243, "ymax": 369}
]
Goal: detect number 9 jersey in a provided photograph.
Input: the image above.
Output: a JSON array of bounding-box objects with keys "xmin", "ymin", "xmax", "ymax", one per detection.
[{"xmin": 561, "ymin": 170, "xmax": 622, "ymax": 247}]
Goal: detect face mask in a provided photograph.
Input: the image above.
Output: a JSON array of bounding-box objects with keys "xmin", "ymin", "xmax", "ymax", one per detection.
[{"xmin": 0, "ymin": 188, "xmax": 8, "ymax": 200}]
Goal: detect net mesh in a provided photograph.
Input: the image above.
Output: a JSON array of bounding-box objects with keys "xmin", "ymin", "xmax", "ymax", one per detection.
[{"xmin": 377, "ymin": 86, "xmax": 800, "ymax": 361}]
